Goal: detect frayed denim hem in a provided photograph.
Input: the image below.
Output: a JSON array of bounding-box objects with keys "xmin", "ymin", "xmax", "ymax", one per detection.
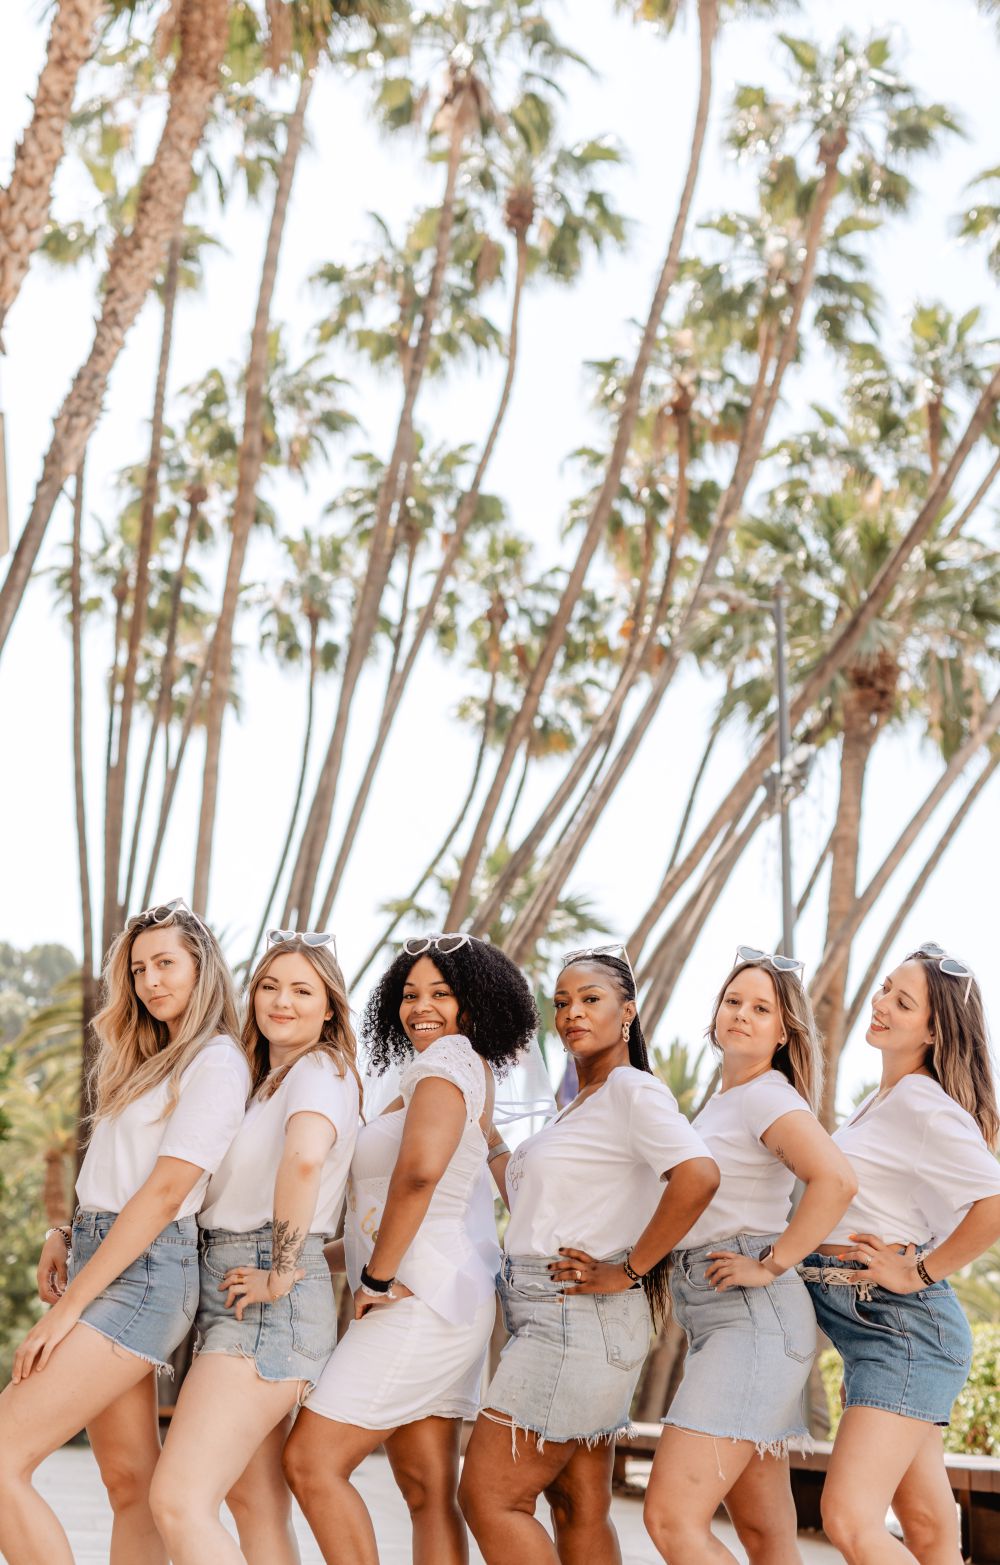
[
  {"xmin": 77, "ymin": 1318, "xmax": 174, "ymax": 1377},
  {"xmin": 193, "ymin": 1340, "xmax": 317, "ymax": 1405},
  {"xmin": 660, "ymin": 1417, "xmax": 813, "ymax": 1461},
  {"xmin": 481, "ymin": 1405, "xmax": 635, "ymax": 1459}
]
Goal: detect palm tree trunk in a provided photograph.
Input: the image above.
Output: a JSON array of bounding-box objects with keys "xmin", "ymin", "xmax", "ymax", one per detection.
[
  {"xmin": 102, "ymin": 231, "xmax": 181, "ymax": 949},
  {"xmin": 945, "ymin": 449, "xmax": 1000, "ymax": 542},
  {"xmin": 312, "ymin": 228, "xmax": 530, "ymax": 925},
  {"xmin": 446, "ymin": 0, "xmax": 721, "ymax": 930},
  {"xmin": 797, "ymin": 828, "xmax": 833, "ymax": 921},
  {"xmin": 121, "ymin": 481, "xmax": 202, "ymax": 912},
  {"xmin": 815, "ymin": 702, "xmax": 879, "ymax": 1128},
  {"xmin": 141, "ymin": 640, "xmax": 211, "ymax": 904},
  {"xmin": 0, "ymin": 0, "xmax": 106, "ymax": 332},
  {"xmin": 498, "ymin": 742, "xmax": 531, "ymax": 843},
  {"xmin": 70, "ymin": 458, "xmax": 99, "ymax": 1162},
  {"xmin": 286, "ymin": 121, "xmax": 470, "ymax": 925},
  {"xmin": 348, "ymin": 662, "xmax": 501, "ymax": 991},
  {"xmin": 841, "ymin": 751, "xmax": 1000, "ymax": 1040},
  {"xmin": 810, "ymin": 687, "xmax": 1000, "ymax": 1011},
  {"xmin": 192, "ymin": 62, "xmax": 316, "ymax": 913},
  {"xmin": 0, "ymin": 0, "xmax": 230, "ymax": 658},
  {"xmin": 247, "ymin": 622, "xmax": 319, "ymax": 962}
]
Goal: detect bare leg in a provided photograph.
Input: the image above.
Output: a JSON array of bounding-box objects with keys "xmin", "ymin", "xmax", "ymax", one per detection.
[
  {"xmin": 385, "ymin": 1416, "xmax": 467, "ymax": 1565},
  {"xmin": 543, "ymin": 1439, "xmax": 622, "ymax": 1565},
  {"xmin": 644, "ymin": 1426, "xmax": 756, "ymax": 1563},
  {"xmin": 227, "ymin": 1416, "xmax": 300, "ymax": 1565},
  {"xmin": 724, "ymin": 1452, "xmax": 802, "ymax": 1565},
  {"xmin": 458, "ymin": 1411, "xmax": 578, "ymax": 1565},
  {"xmin": 890, "ymin": 1425, "xmax": 962, "ymax": 1565},
  {"xmin": 821, "ymin": 1406, "xmax": 940, "ymax": 1564},
  {"xmin": 283, "ymin": 1408, "xmax": 392, "ymax": 1565},
  {"xmin": 0, "ymin": 1324, "xmax": 157, "ymax": 1565},
  {"xmin": 150, "ymin": 1355, "xmax": 302, "ymax": 1565},
  {"xmin": 87, "ymin": 1370, "xmax": 167, "ymax": 1565}
]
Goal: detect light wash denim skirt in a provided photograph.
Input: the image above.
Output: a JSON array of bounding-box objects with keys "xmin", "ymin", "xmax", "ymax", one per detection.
[
  {"xmin": 196, "ymin": 1226, "xmax": 337, "ymax": 1392},
  {"xmin": 483, "ymin": 1252, "xmax": 652, "ymax": 1446},
  {"xmin": 70, "ymin": 1208, "xmax": 199, "ymax": 1375},
  {"xmin": 664, "ymin": 1232, "xmax": 816, "ymax": 1451},
  {"xmin": 801, "ymin": 1252, "xmax": 972, "ymax": 1426}
]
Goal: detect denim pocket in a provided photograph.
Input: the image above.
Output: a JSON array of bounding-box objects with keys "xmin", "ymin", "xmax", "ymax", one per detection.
[
  {"xmin": 289, "ymin": 1275, "xmax": 337, "ymax": 1361},
  {"xmin": 763, "ymin": 1276, "xmax": 816, "ymax": 1364},
  {"xmin": 595, "ymin": 1290, "xmax": 650, "ymax": 1371},
  {"xmin": 918, "ymin": 1288, "xmax": 973, "ymax": 1368},
  {"xmin": 847, "ymin": 1288, "xmax": 906, "ymax": 1338}
]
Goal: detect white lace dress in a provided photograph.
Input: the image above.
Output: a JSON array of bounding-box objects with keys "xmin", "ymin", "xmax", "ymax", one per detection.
[{"xmin": 305, "ymin": 1035, "xmax": 498, "ymax": 1428}]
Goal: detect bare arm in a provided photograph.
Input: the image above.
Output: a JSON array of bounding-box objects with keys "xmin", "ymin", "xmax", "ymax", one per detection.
[
  {"xmin": 706, "ymin": 1112, "xmax": 858, "ymax": 1290},
  {"xmin": 486, "ymin": 1126, "xmax": 511, "ymax": 1208},
  {"xmin": 13, "ymin": 1155, "xmax": 206, "ymax": 1380},
  {"xmin": 324, "ymin": 1237, "xmax": 346, "ymax": 1274},
  {"xmin": 222, "ymin": 1110, "xmax": 337, "ymax": 1319},
  {"xmin": 363, "ymin": 1076, "xmax": 467, "ymax": 1294},
  {"xmin": 841, "ymin": 1193, "xmax": 1000, "ymax": 1294}
]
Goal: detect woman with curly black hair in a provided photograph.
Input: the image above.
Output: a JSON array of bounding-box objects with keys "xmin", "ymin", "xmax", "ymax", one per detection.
[{"xmin": 284, "ymin": 933, "xmax": 537, "ymax": 1565}]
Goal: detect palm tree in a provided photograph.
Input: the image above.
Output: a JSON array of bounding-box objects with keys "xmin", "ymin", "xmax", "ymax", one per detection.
[
  {"xmin": 0, "ymin": 0, "xmax": 232, "ymax": 656},
  {"xmin": 0, "ymin": 0, "xmax": 107, "ymax": 332},
  {"xmin": 958, "ymin": 164, "xmax": 1000, "ymax": 279}
]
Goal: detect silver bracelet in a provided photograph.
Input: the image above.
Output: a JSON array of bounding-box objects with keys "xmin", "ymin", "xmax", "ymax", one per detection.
[{"xmin": 487, "ymin": 1140, "xmax": 510, "ymax": 1164}]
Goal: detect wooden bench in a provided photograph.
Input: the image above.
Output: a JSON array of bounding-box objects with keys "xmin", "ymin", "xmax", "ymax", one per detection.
[{"xmin": 614, "ymin": 1426, "xmax": 1000, "ymax": 1562}]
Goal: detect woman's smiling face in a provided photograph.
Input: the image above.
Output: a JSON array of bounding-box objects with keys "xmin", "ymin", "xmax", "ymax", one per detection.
[
  {"xmin": 714, "ymin": 965, "xmax": 783, "ymax": 1069},
  {"xmin": 868, "ymin": 960, "xmax": 932, "ymax": 1061},
  {"xmin": 399, "ymin": 957, "xmax": 462, "ymax": 1052}
]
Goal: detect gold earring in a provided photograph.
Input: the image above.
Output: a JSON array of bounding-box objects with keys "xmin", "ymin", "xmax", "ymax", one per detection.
[{"xmin": 622, "ymin": 1022, "xmax": 630, "ymax": 1042}]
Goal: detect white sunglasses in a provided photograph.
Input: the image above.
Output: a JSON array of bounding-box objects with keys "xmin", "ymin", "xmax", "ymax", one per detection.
[
  {"xmin": 911, "ymin": 942, "xmax": 975, "ymax": 1005},
  {"xmin": 267, "ymin": 928, "xmax": 338, "ymax": 954},
  {"xmin": 736, "ymin": 944, "xmax": 805, "ymax": 976},
  {"xmin": 130, "ymin": 897, "xmax": 208, "ymax": 934},
  {"xmin": 560, "ymin": 942, "xmax": 637, "ymax": 991},
  {"xmin": 402, "ymin": 933, "xmax": 471, "ymax": 956}
]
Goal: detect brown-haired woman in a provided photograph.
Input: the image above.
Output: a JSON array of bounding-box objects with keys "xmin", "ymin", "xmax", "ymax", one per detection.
[
  {"xmin": 799, "ymin": 943, "xmax": 1000, "ymax": 1565},
  {"xmin": 642, "ymin": 946, "xmax": 856, "ymax": 1565},
  {"xmin": 0, "ymin": 899, "xmax": 248, "ymax": 1565},
  {"xmin": 150, "ymin": 931, "xmax": 361, "ymax": 1565}
]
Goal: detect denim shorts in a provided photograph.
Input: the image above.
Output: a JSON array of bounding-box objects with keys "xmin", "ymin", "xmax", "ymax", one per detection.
[
  {"xmin": 482, "ymin": 1253, "xmax": 652, "ymax": 1446},
  {"xmin": 664, "ymin": 1232, "xmax": 816, "ymax": 1450},
  {"xmin": 196, "ymin": 1227, "xmax": 337, "ymax": 1392},
  {"xmin": 801, "ymin": 1252, "xmax": 972, "ymax": 1426},
  {"xmin": 70, "ymin": 1209, "xmax": 199, "ymax": 1374}
]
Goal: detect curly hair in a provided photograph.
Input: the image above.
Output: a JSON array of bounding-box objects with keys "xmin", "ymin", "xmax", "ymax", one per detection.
[{"xmin": 362, "ymin": 940, "xmax": 538, "ymax": 1076}]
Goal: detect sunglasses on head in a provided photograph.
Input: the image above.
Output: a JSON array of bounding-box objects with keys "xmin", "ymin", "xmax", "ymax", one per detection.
[
  {"xmin": 560, "ymin": 942, "xmax": 637, "ymax": 990},
  {"xmin": 736, "ymin": 945, "xmax": 805, "ymax": 976},
  {"xmin": 129, "ymin": 897, "xmax": 208, "ymax": 934},
  {"xmin": 910, "ymin": 942, "xmax": 975, "ymax": 1005},
  {"xmin": 267, "ymin": 929, "xmax": 338, "ymax": 954},
  {"xmin": 402, "ymin": 933, "xmax": 471, "ymax": 957}
]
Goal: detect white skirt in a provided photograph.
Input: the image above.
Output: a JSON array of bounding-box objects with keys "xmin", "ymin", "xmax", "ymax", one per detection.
[{"xmin": 305, "ymin": 1295, "xmax": 495, "ymax": 1429}]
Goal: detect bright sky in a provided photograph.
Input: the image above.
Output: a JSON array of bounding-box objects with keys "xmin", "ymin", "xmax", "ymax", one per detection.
[{"xmin": 1, "ymin": 0, "xmax": 998, "ymax": 1114}]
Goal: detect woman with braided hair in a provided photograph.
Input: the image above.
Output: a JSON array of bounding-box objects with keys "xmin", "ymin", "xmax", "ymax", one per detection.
[{"xmin": 459, "ymin": 946, "xmax": 719, "ymax": 1565}]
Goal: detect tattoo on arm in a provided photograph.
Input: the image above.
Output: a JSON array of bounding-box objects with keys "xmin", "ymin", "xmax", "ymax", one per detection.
[
  {"xmin": 774, "ymin": 1144, "xmax": 799, "ymax": 1177},
  {"xmin": 271, "ymin": 1218, "xmax": 306, "ymax": 1275}
]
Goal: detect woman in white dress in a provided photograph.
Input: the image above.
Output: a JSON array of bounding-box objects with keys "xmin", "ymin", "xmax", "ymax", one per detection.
[{"xmin": 283, "ymin": 933, "xmax": 537, "ymax": 1565}]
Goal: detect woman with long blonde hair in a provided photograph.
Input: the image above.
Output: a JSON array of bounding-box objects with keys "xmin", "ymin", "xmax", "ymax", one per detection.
[
  {"xmin": 642, "ymin": 946, "xmax": 856, "ymax": 1565},
  {"xmin": 800, "ymin": 943, "xmax": 1000, "ymax": 1565},
  {"xmin": 150, "ymin": 931, "xmax": 361, "ymax": 1565},
  {"xmin": 0, "ymin": 899, "xmax": 248, "ymax": 1565}
]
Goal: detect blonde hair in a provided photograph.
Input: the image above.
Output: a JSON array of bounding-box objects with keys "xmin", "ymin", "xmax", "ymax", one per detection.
[
  {"xmin": 708, "ymin": 959, "xmax": 824, "ymax": 1113},
  {"xmin": 907, "ymin": 949, "xmax": 1000, "ymax": 1149},
  {"xmin": 91, "ymin": 906, "xmax": 240, "ymax": 1120},
  {"xmin": 243, "ymin": 939, "xmax": 362, "ymax": 1107}
]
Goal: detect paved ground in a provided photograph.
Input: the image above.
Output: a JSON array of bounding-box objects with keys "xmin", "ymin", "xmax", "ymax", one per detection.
[{"xmin": 29, "ymin": 1445, "xmax": 841, "ymax": 1563}]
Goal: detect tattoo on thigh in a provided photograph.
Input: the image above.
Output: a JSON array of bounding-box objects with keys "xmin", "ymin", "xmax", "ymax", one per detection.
[{"xmin": 272, "ymin": 1219, "xmax": 306, "ymax": 1274}]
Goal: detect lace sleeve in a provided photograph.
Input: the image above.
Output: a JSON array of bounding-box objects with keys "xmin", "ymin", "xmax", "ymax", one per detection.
[{"xmin": 399, "ymin": 1035, "xmax": 486, "ymax": 1125}]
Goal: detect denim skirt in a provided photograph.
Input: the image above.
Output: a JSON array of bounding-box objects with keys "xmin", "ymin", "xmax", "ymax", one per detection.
[
  {"xmin": 482, "ymin": 1252, "xmax": 652, "ymax": 1446},
  {"xmin": 196, "ymin": 1227, "xmax": 337, "ymax": 1392},
  {"xmin": 801, "ymin": 1252, "xmax": 972, "ymax": 1426},
  {"xmin": 70, "ymin": 1208, "xmax": 199, "ymax": 1374},
  {"xmin": 664, "ymin": 1232, "xmax": 816, "ymax": 1450}
]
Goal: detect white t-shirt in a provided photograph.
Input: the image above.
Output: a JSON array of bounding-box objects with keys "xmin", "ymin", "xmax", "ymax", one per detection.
[
  {"xmin": 503, "ymin": 1065, "xmax": 712, "ymax": 1259},
  {"xmin": 76, "ymin": 1036, "xmax": 250, "ymax": 1219},
  {"xmin": 680, "ymin": 1070, "xmax": 813, "ymax": 1248},
  {"xmin": 826, "ymin": 1073, "xmax": 1000, "ymax": 1246},
  {"xmin": 200, "ymin": 1052, "xmax": 360, "ymax": 1233}
]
